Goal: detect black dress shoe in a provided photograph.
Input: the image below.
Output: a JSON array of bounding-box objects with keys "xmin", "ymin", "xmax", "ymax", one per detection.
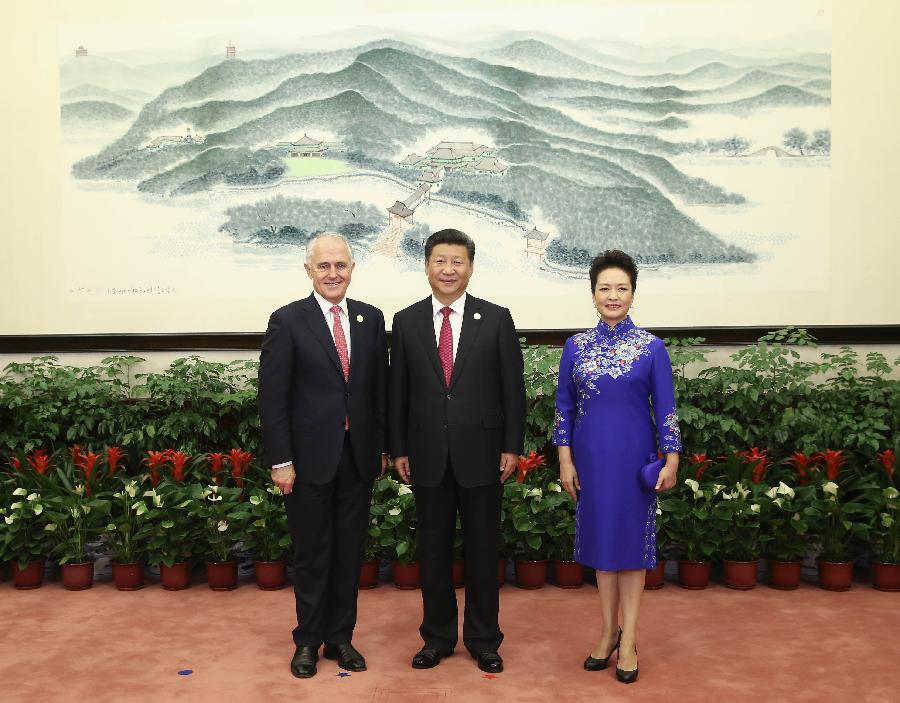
[
  {"xmin": 323, "ymin": 642, "xmax": 367, "ymax": 672},
  {"xmin": 474, "ymin": 651, "xmax": 503, "ymax": 673},
  {"xmin": 615, "ymin": 644, "xmax": 638, "ymax": 684},
  {"xmin": 290, "ymin": 645, "xmax": 319, "ymax": 678},
  {"xmin": 411, "ymin": 647, "xmax": 454, "ymax": 669},
  {"xmin": 584, "ymin": 627, "xmax": 622, "ymax": 671}
]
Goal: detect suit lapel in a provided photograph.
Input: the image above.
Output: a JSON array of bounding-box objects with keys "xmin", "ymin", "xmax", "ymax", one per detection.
[
  {"xmin": 449, "ymin": 295, "xmax": 484, "ymax": 390},
  {"xmin": 299, "ymin": 294, "xmax": 343, "ymax": 380},
  {"xmin": 413, "ymin": 297, "xmax": 446, "ymax": 386},
  {"xmin": 347, "ymin": 299, "xmax": 362, "ymax": 386}
]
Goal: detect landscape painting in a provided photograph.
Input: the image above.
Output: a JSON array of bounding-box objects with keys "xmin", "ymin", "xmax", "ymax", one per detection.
[{"xmin": 58, "ymin": 2, "xmax": 831, "ymax": 331}]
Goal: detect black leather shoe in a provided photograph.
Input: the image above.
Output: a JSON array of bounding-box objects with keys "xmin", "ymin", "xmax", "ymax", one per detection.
[
  {"xmin": 290, "ymin": 645, "xmax": 319, "ymax": 678},
  {"xmin": 323, "ymin": 642, "xmax": 367, "ymax": 672},
  {"xmin": 474, "ymin": 651, "xmax": 503, "ymax": 674},
  {"xmin": 412, "ymin": 647, "xmax": 454, "ymax": 669},
  {"xmin": 615, "ymin": 644, "xmax": 638, "ymax": 684},
  {"xmin": 584, "ymin": 627, "xmax": 622, "ymax": 671}
]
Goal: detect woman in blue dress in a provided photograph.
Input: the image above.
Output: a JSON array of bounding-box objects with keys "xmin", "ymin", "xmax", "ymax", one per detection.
[{"xmin": 553, "ymin": 250, "xmax": 682, "ymax": 684}]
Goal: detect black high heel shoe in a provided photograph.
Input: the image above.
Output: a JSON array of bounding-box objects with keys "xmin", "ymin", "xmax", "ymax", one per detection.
[
  {"xmin": 615, "ymin": 643, "xmax": 638, "ymax": 684},
  {"xmin": 583, "ymin": 627, "xmax": 622, "ymax": 671}
]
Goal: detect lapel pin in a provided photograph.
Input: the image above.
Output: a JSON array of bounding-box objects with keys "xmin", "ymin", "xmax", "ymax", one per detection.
[
  {"xmin": 473, "ymin": 312, "xmax": 481, "ymax": 320},
  {"xmin": 356, "ymin": 314, "xmax": 364, "ymax": 322}
]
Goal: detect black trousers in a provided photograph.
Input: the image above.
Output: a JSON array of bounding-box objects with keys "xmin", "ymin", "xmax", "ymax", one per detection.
[
  {"xmin": 413, "ymin": 459, "xmax": 504, "ymax": 655},
  {"xmin": 284, "ymin": 434, "xmax": 373, "ymax": 648}
]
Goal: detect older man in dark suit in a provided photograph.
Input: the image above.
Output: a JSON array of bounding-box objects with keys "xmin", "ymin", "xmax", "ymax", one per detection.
[
  {"xmin": 258, "ymin": 233, "xmax": 388, "ymax": 679},
  {"xmin": 389, "ymin": 228, "xmax": 526, "ymax": 674}
]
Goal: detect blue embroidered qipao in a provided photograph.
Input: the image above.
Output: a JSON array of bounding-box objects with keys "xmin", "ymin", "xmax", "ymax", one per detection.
[{"xmin": 553, "ymin": 316, "xmax": 682, "ymax": 571}]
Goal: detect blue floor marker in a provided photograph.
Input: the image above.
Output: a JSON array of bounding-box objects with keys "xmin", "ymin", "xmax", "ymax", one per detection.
[
  {"xmin": 178, "ymin": 669, "xmax": 194, "ymax": 676},
  {"xmin": 336, "ymin": 672, "xmax": 351, "ymax": 678}
]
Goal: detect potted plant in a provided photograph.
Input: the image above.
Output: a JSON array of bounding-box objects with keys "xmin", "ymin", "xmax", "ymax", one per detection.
[
  {"xmin": 361, "ymin": 478, "xmax": 396, "ymax": 589},
  {"xmin": 646, "ymin": 503, "xmax": 669, "ymax": 589},
  {"xmin": 545, "ymin": 482, "xmax": 582, "ymax": 588},
  {"xmin": 807, "ymin": 475, "xmax": 874, "ymax": 591},
  {"xmin": 713, "ymin": 480, "xmax": 765, "ymax": 589},
  {"xmin": 244, "ymin": 485, "xmax": 291, "ymax": 590},
  {"xmin": 505, "ymin": 482, "xmax": 558, "ymax": 589},
  {"xmin": 1, "ymin": 487, "xmax": 51, "ymax": 589},
  {"xmin": 761, "ymin": 481, "xmax": 813, "ymax": 589},
  {"xmin": 869, "ymin": 450, "xmax": 899, "ymax": 591},
  {"xmin": 190, "ymin": 483, "xmax": 249, "ymax": 590},
  {"xmin": 144, "ymin": 482, "xmax": 197, "ymax": 590},
  {"xmin": 105, "ymin": 477, "xmax": 152, "ymax": 590},
  {"xmin": 373, "ymin": 478, "xmax": 418, "ymax": 588},
  {"xmin": 45, "ymin": 480, "xmax": 109, "ymax": 590},
  {"xmin": 658, "ymin": 478, "xmax": 726, "ymax": 589}
]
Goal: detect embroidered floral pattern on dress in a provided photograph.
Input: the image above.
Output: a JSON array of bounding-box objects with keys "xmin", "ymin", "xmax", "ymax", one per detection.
[
  {"xmin": 642, "ymin": 499, "xmax": 657, "ymax": 569},
  {"xmin": 661, "ymin": 411, "xmax": 682, "ymax": 453},
  {"xmin": 553, "ymin": 408, "xmax": 569, "ymax": 446}
]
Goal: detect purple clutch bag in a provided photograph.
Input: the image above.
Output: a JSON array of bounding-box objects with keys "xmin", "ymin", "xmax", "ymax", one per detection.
[{"xmin": 640, "ymin": 454, "xmax": 665, "ymax": 492}]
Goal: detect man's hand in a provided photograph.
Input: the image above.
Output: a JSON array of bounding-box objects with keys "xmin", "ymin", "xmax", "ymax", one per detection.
[
  {"xmin": 499, "ymin": 453, "xmax": 518, "ymax": 482},
  {"xmin": 394, "ymin": 456, "xmax": 411, "ymax": 484},
  {"xmin": 380, "ymin": 453, "xmax": 388, "ymax": 478},
  {"xmin": 271, "ymin": 463, "xmax": 296, "ymax": 495}
]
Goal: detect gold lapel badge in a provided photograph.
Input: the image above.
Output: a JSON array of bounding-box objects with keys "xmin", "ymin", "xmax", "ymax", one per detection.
[
  {"xmin": 473, "ymin": 312, "xmax": 482, "ymax": 320},
  {"xmin": 356, "ymin": 314, "xmax": 364, "ymax": 322}
]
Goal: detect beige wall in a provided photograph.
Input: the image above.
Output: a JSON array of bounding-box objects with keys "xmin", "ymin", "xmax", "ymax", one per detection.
[{"xmin": 0, "ymin": 1, "xmax": 898, "ymax": 334}]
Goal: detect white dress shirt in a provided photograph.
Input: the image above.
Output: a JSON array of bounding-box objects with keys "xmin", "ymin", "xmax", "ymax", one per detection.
[
  {"xmin": 431, "ymin": 292, "xmax": 466, "ymax": 362},
  {"xmin": 313, "ymin": 289, "xmax": 352, "ymax": 360},
  {"xmin": 272, "ymin": 291, "xmax": 351, "ymax": 469}
]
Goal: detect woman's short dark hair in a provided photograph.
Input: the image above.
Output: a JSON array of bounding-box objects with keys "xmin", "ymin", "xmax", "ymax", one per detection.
[
  {"xmin": 424, "ymin": 228, "xmax": 475, "ymax": 262},
  {"xmin": 589, "ymin": 250, "xmax": 638, "ymax": 292}
]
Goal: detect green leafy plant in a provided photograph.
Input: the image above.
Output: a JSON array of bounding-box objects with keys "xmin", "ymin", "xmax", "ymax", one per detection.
[
  {"xmin": 712, "ymin": 479, "xmax": 766, "ymax": 561},
  {"xmin": 44, "ymin": 477, "xmax": 110, "ymax": 565},
  {"xmin": 760, "ymin": 481, "xmax": 813, "ymax": 562},
  {"xmin": 806, "ymin": 476, "xmax": 875, "ymax": 562},
  {"xmin": 189, "ymin": 483, "xmax": 250, "ymax": 563},
  {"xmin": 503, "ymin": 480, "xmax": 570, "ymax": 561},
  {"xmin": 371, "ymin": 477, "xmax": 416, "ymax": 565},
  {"xmin": 243, "ymin": 485, "xmax": 291, "ymax": 562},
  {"xmin": 658, "ymin": 477, "xmax": 729, "ymax": 562},
  {"xmin": 104, "ymin": 477, "xmax": 153, "ymax": 564},
  {"xmin": 1, "ymin": 487, "xmax": 52, "ymax": 569},
  {"xmin": 143, "ymin": 482, "xmax": 198, "ymax": 568},
  {"xmin": 521, "ymin": 343, "xmax": 562, "ymax": 454}
]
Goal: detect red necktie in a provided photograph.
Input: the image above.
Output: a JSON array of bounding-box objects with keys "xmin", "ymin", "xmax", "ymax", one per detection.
[
  {"xmin": 331, "ymin": 305, "xmax": 350, "ymax": 381},
  {"xmin": 438, "ymin": 306, "xmax": 453, "ymax": 387}
]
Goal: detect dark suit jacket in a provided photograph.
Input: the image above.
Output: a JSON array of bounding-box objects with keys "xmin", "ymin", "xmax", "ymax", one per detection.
[
  {"xmin": 258, "ymin": 294, "xmax": 388, "ymax": 485},
  {"xmin": 389, "ymin": 295, "xmax": 526, "ymax": 488}
]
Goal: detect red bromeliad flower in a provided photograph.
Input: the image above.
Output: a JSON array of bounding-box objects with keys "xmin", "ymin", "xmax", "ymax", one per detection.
[
  {"xmin": 107, "ymin": 447, "xmax": 126, "ymax": 477},
  {"xmin": 75, "ymin": 450, "xmax": 103, "ymax": 496},
  {"xmin": 70, "ymin": 445, "xmax": 85, "ymax": 465},
  {"xmin": 816, "ymin": 449, "xmax": 846, "ymax": 481},
  {"xmin": 227, "ymin": 448, "xmax": 253, "ymax": 488},
  {"xmin": 167, "ymin": 450, "xmax": 190, "ymax": 482},
  {"xmin": 143, "ymin": 450, "xmax": 169, "ymax": 487},
  {"xmin": 8, "ymin": 456, "xmax": 22, "ymax": 473},
  {"xmin": 208, "ymin": 452, "xmax": 226, "ymax": 486},
  {"xmin": 27, "ymin": 449, "xmax": 53, "ymax": 475},
  {"xmin": 516, "ymin": 451, "xmax": 546, "ymax": 483},
  {"xmin": 876, "ymin": 449, "xmax": 895, "ymax": 477},
  {"xmin": 687, "ymin": 453, "xmax": 713, "ymax": 480},
  {"xmin": 739, "ymin": 447, "xmax": 770, "ymax": 484},
  {"xmin": 785, "ymin": 451, "xmax": 818, "ymax": 486}
]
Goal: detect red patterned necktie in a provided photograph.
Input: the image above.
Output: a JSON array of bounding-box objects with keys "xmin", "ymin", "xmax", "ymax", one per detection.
[
  {"xmin": 438, "ymin": 306, "xmax": 453, "ymax": 386},
  {"xmin": 331, "ymin": 305, "xmax": 350, "ymax": 382}
]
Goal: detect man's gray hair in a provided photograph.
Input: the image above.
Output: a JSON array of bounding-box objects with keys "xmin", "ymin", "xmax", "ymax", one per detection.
[{"xmin": 305, "ymin": 232, "xmax": 355, "ymax": 264}]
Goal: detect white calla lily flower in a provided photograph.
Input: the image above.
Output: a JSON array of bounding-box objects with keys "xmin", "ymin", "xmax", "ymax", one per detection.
[
  {"xmin": 684, "ymin": 478, "xmax": 700, "ymax": 492},
  {"xmin": 26, "ymin": 492, "xmax": 38, "ymax": 502},
  {"xmin": 10, "ymin": 502, "xmax": 23, "ymax": 510},
  {"xmin": 217, "ymin": 520, "xmax": 228, "ymax": 532},
  {"xmin": 750, "ymin": 503, "xmax": 761, "ymax": 513},
  {"xmin": 249, "ymin": 495, "xmax": 262, "ymax": 505},
  {"xmin": 12, "ymin": 487, "xmax": 28, "ymax": 496},
  {"xmin": 388, "ymin": 507, "xmax": 401, "ymax": 516},
  {"xmin": 823, "ymin": 482, "xmax": 839, "ymax": 496},
  {"xmin": 398, "ymin": 484, "xmax": 412, "ymax": 495}
]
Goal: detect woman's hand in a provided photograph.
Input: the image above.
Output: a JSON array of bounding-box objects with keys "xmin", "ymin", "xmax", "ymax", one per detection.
[
  {"xmin": 560, "ymin": 461, "xmax": 581, "ymax": 500},
  {"xmin": 655, "ymin": 456, "xmax": 679, "ymax": 493}
]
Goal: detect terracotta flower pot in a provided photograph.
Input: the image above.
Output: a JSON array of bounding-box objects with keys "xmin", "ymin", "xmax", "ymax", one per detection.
[
  {"xmin": 515, "ymin": 559, "xmax": 548, "ymax": 589},
  {"xmin": 112, "ymin": 561, "xmax": 145, "ymax": 591},
  {"xmin": 160, "ymin": 562, "xmax": 190, "ymax": 591},
  {"xmin": 644, "ymin": 560, "xmax": 666, "ymax": 590},
  {"xmin": 872, "ymin": 562, "xmax": 900, "ymax": 592},
  {"xmin": 255, "ymin": 560, "xmax": 286, "ymax": 590},
  {"xmin": 768, "ymin": 559, "xmax": 802, "ymax": 590},
  {"xmin": 62, "ymin": 561, "xmax": 94, "ymax": 591},
  {"xmin": 359, "ymin": 559, "xmax": 379, "ymax": 589},
  {"xmin": 392, "ymin": 560, "xmax": 420, "ymax": 589},
  {"xmin": 553, "ymin": 560, "xmax": 584, "ymax": 588},
  {"xmin": 498, "ymin": 558, "xmax": 507, "ymax": 588},
  {"xmin": 678, "ymin": 560, "xmax": 711, "ymax": 589},
  {"xmin": 12, "ymin": 560, "xmax": 45, "ymax": 590},
  {"xmin": 206, "ymin": 561, "xmax": 238, "ymax": 590},
  {"xmin": 817, "ymin": 559, "xmax": 853, "ymax": 591},
  {"xmin": 724, "ymin": 559, "xmax": 759, "ymax": 590}
]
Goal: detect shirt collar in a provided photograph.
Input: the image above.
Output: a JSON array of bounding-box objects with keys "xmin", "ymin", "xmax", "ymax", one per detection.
[
  {"xmin": 596, "ymin": 315, "xmax": 635, "ymax": 336},
  {"xmin": 313, "ymin": 290, "xmax": 347, "ymax": 317},
  {"xmin": 432, "ymin": 292, "xmax": 466, "ymax": 317}
]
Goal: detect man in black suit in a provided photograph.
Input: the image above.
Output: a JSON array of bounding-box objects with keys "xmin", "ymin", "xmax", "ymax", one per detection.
[
  {"xmin": 389, "ymin": 228, "xmax": 525, "ymax": 674},
  {"xmin": 258, "ymin": 233, "xmax": 388, "ymax": 679}
]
